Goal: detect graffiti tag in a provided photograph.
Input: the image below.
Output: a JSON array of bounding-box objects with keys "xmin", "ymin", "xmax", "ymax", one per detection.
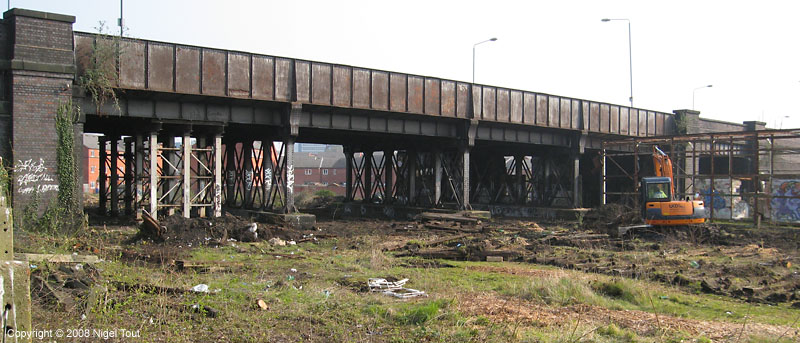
[
  {"xmin": 286, "ymin": 165, "xmax": 294, "ymax": 195},
  {"xmin": 15, "ymin": 158, "xmax": 58, "ymax": 195}
]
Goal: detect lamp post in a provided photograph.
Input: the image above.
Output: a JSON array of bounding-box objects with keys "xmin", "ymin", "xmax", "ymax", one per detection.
[
  {"xmin": 472, "ymin": 37, "xmax": 497, "ymax": 84},
  {"xmin": 692, "ymin": 84, "xmax": 713, "ymax": 110},
  {"xmin": 601, "ymin": 18, "xmax": 633, "ymax": 107}
]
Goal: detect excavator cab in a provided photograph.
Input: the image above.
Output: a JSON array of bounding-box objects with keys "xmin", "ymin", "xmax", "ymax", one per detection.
[
  {"xmin": 640, "ymin": 177, "xmax": 706, "ymax": 225},
  {"xmin": 643, "ymin": 178, "xmax": 671, "ymax": 202}
]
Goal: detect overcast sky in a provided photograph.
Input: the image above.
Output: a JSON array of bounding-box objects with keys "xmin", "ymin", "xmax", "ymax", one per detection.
[{"xmin": 16, "ymin": 0, "xmax": 800, "ymax": 129}]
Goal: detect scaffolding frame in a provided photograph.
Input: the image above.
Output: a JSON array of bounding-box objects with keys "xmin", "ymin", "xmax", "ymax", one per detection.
[{"xmin": 602, "ymin": 129, "xmax": 800, "ymax": 224}]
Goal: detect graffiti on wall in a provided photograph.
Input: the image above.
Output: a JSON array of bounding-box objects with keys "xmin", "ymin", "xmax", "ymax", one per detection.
[
  {"xmin": 15, "ymin": 158, "xmax": 59, "ymax": 195},
  {"xmin": 771, "ymin": 180, "xmax": 800, "ymax": 223},
  {"xmin": 695, "ymin": 178, "xmax": 750, "ymax": 219}
]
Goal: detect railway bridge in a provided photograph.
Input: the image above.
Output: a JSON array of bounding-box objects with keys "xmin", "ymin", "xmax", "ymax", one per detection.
[{"xmin": 0, "ymin": 9, "xmax": 762, "ymax": 220}]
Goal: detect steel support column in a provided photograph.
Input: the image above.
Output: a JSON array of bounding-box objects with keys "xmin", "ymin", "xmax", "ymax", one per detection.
[
  {"xmin": 134, "ymin": 134, "xmax": 144, "ymax": 219},
  {"xmin": 261, "ymin": 140, "xmax": 274, "ymax": 210},
  {"xmin": 384, "ymin": 150, "xmax": 393, "ymax": 205},
  {"xmin": 434, "ymin": 150, "xmax": 442, "ymax": 205},
  {"xmin": 110, "ymin": 136, "xmax": 119, "ymax": 217},
  {"xmin": 243, "ymin": 140, "xmax": 254, "ymax": 208},
  {"xmin": 124, "ymin": 137, "xmax": 133, "ymax": 215},
  {"xmin": 408, "ymin": 150, "xmax": 417, "ymax": 205},
  {"xmin": 363, "ymin": 150, "xmax": 373, "ymax": 203},
  {"xmin": 461, "ymin": 146, "xmax": 471, "ymax": 210},
  {"xmin": 514, "ymin": 155, "xmax": 524, "ymax": 205},
  {"xmin": 182, "ymin": 132, "xmax": 192, "ymax": 218},
  {"xmin": 149, "ymin": 132, "xmax": 158, "ymax": 216},
  {"xmin": 284, "ymin": 136, "xmax": 296, "ymax": 213},
  {"xmin": 572, "ymin": 154, "xmax": 581, "ymax": 207},
  {"xmin": 345, "ymin": 147, "xmax": 353, "ymax": 202},
  {"xmin": 98, "ymin": 136, "xmax": 107, "ymax": 215},
  {"xmin": 213, "ymin": 133, "xmax": 223, "ymax": 217},
  {"xmin": 225, "ymin": 141, "xmax": 236, "ymax": 206}
]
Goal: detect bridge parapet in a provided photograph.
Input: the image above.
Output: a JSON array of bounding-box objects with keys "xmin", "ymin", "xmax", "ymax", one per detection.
[{"xmin": 74, "ymin": 32, "xmax": 672, "ymax": 138}]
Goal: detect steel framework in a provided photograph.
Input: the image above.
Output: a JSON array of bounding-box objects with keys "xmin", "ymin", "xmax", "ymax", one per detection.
[{"xmin": 602, "ymin": 129, "xmax": 800, "ymax": 224}]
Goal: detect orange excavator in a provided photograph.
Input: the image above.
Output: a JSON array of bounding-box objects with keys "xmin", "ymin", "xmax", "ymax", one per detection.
[
  {"xmin": 641, "ymin": 146, "xmax": 706, "ymax": 225},
  {"xmin": 617, "ymin": 146, "xmax": 706, "ymax": 236}
]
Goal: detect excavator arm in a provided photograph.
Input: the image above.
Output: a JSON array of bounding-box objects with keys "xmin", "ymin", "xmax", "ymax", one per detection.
[{"xmin": 652, "ymin": 146, "xmax": 674, "ymax": 197}]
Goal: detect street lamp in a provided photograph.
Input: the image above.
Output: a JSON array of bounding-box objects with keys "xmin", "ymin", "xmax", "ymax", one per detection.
[
  {"xmin": 692, "ymin": 84, "xmax": 713, "ymax": 110},
  {"xmin": 601, "ymin": 18, "xmax": 633, "ymax": 107},
  {"xmin": 472, "ymin": 37, "xmax": 497, "ymax": 84}
]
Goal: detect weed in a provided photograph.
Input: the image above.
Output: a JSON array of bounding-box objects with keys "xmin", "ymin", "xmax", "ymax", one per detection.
[
  {"xmin": 596, "ymin": 323, "xmax": 636, "ymax": 342},
  {"xmin": 79, "ymin": 21, "xmax": 121, "ymax": 115},
  {"xmin": 593, "ymin": 279, "xmax": 640, "ymax": 305},
  {"xmin": 500, "ymin": 277, "xmax": 602, "ymax": 306},
  {"xmin": 397, "ymin": 299, "xmax": 450, "ymax": 325}
]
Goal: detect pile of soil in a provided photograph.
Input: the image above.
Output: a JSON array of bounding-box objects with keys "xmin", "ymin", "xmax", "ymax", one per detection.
[
  {"xmin": 140, "ymin": 213, "xmax": 300, "ymax": 247},
  {"xmin": 581, "ymin": 203, "xmax": 641, "ymax": 233}
]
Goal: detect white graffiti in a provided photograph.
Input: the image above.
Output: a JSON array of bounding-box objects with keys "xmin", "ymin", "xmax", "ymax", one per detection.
[
  {"xmin": 244, "ymin": 170, "xmax": 254, "ymax": 191},
  {"xmin": 16, "ymin": 158, "xmax": 47, "ymax": 173},
  {"xmin": 264, "ymin": 168, "xmax": 273, "ymax": 190},
  {"xmin": 213, "ymin": 184, "xmax": 222, "ymax": 216},
  {"xmin": 19, "ymin": 184, "xmax": 59, "ymax": 194},
  {"xmin": 286, "ymin": 164, "xmax": 294, "ymax": 195},
  {"xmin": 15, "ymin": 158, "xmax": 58, "ymax": 194}
]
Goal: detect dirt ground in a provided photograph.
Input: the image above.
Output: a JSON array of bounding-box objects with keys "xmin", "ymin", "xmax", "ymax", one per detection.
[
  {"xmin": 19, "ymin": 204, "xmax": 800, "ymax": 342},
  {"xmin": 145, "ymin": 208, "xmax": 800, "ymax": 306}
]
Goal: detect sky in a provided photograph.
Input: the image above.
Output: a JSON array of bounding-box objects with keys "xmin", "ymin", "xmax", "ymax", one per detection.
[{"xmin": 14, "ymin": 0, "xmax": 800, "ymax": 129}]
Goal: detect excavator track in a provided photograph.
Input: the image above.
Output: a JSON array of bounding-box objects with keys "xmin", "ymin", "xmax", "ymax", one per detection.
[{"xmin": 613, "ymin": 222, "xmax": 712, "ymax": 239}]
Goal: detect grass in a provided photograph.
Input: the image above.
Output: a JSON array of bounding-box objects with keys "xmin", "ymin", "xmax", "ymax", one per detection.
[{"xmin": 23, "ymin": 227, "xmax": 800, "ymax": 342}]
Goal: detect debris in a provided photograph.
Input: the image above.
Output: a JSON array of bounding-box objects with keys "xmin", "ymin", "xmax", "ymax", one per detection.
[
  {"xmin": 486, "ymin": 256, "xmax": 504, "ymax": 262},
  {"xmin": 269, "ymin": 237, "xmax": 287, "ymax": 246},
  {"xmin": 423, "ymin": 222, "xmax": 481, "ymax": 233},
  {"xmin": 690, "ymin": 261, "xmax": 700, "ymax": 269},
  {"xmin": 188, "ymin": 304, "xmax": 219, "ymax": 318},
  {"xmin": 14, "ymin": 253, "xmax": 100, "ymax": 264},
  {"xmin": 368, "ymin": 278, "xmax": 427, "ymax": 299},
  {"xmin": 420, "ymin": 212, "xmax": 479, "ymax": 224},
  {"xmin": 191, "ymin": 284, "xmax": 210, "ymax": 293},
  {"xmin": 257, "ymin": 299, "xmax": 269, "ymax": 310},
  {"xmin": 240, "ymin": 223, "xmax": 258, "ymax": 242},
  {"xmin": 386, "ymin": 233, "xmax": 469, "ymax": 252},
  {"xmin": 174, "ymin": 260, "xmax": 244, "ymax": 273},
  {"xmin": 141, "ymin": 212, "xmax": 166, "ymax": 241},
  {"xmin": 31, "ymin": 275, "xmax": 75, "ymax": 311}
]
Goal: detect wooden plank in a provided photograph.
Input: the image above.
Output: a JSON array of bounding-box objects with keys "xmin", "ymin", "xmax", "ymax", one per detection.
[{"xmin": 419, "ymin": 212, "xmax": 479, "ymax": 224}]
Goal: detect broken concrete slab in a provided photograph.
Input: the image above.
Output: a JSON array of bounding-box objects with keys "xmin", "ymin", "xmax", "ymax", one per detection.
[
  {"xmin": 486, "ymin": 256, "xmax": 504, "ymax": 262},
  {"xmin": 281, "ymin": 213, "xmax": 316, "ymax": 230}
]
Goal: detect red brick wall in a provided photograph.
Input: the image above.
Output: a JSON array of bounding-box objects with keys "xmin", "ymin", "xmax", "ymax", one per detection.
[
  {"xmin": 4, "ymin": 10, "xmax": 77, "ymax": 214},
  {"xmin": 293, "ymin": 167, "xmax": 346, "ymax": 185}
]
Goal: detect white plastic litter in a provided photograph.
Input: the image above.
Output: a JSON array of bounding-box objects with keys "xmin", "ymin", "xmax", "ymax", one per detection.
[
  {"xmin": 367, "ymin": 278, "xmax": 427, "ymax": 299},
  {"xmin": 191, "ymin": 284, "xmax": 210, "ymax": 293}
]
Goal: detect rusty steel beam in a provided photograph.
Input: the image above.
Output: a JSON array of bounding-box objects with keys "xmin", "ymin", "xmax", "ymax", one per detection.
[{"xmin": 75, "ymin": 32, "xmax": 678, "ymax": 138}]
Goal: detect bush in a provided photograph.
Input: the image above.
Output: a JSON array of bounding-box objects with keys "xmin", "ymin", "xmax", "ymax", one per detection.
[
  {"xmin": 592, "ymin": 280, "xmax": 641, "ymax": 305},
  {"xmin": 314, "ymin": 189, "xmax": 336, "ymax": 199}
]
